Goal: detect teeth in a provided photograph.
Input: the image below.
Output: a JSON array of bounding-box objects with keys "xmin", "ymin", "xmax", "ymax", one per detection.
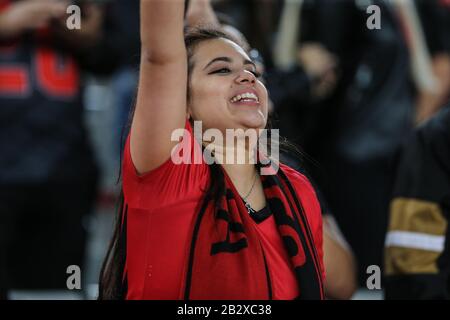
[{"xmin": 230, "ymin": 92, "xmax": 259, "ymax": 103}]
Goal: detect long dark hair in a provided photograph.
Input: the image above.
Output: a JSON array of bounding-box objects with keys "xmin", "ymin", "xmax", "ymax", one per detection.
[{"xmin": 98, "ymin": 27, "xmax": 305, "ymax": 300}]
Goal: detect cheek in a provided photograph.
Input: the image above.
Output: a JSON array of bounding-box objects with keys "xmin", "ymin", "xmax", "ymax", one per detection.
[
  {"xmin": 191, "ymin": 80, "xmax": 229, "ymax": 115},
  {"xmin": 259, "ymin": 84, "xmax": 269, "ymax": 114}
]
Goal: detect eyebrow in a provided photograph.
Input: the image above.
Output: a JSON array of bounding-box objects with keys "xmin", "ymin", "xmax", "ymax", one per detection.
[{"xmin": 203, "ymin": 56, "xmax": 256, "ymax": 70}]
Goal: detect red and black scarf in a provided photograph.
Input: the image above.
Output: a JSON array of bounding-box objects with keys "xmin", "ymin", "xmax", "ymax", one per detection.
[{"xmin": 182, "ymin": 165, "xmax": 324, "ymax": 300}]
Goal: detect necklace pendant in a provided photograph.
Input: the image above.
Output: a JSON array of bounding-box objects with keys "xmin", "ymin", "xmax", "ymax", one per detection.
[{"xmin": 245, "ymin": 201, "xmax": 256, "ymax": 214}]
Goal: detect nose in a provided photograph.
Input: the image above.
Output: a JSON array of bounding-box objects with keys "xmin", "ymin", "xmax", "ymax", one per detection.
[{"xmin": 234, "ymin": 69, "xmax": 256, "ymax": 85}]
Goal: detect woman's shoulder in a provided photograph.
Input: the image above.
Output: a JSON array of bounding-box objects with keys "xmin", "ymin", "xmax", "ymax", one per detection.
[
  {"xmin": 279, "ymin": 163, "xmax": 316, "ymax": 194},
  {"xmin": 122, "ymin": 120, "xmax": 209, "ymax": 208},
  {"xmin": 279, "ymin": 162, "xmax": 324, "ymax": 272},
  {"xmin": 278, "ymin": 162, "xmax": 322, "ymax": 217}
]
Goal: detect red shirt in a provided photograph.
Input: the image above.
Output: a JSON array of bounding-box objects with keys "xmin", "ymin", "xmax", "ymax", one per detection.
[{"xmin": 122, "ymin": 121, "xmax": 324, "ymax": 299}]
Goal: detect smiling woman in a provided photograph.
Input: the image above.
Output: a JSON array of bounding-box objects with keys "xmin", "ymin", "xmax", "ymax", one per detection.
[{"xmin": 99, "ymin": 0, "xmax": 325, "ymax": 300}]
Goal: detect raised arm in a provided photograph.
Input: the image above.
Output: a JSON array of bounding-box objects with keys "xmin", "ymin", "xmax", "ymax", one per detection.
[
  {"xmin": 131, "ymin": 0, "xmax": 187, "ymax": 174},
  {"xmin": 0, "ymin": 0, "xmax": 67, "ymax": 39}
]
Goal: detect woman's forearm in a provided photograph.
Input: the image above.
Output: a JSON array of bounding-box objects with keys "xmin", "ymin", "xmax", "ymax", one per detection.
[{"xmin": 140, "ymin": 0, "xmax": 186, "ymax": 63}]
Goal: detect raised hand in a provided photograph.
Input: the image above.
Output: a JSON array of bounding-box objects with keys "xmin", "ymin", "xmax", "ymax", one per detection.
[{"xmin": 0, "ymin": 0, "xmax": 68, "ymax": 38}]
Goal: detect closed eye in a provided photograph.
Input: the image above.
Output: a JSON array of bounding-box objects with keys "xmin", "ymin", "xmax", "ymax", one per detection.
[
  {"xmin": 209, "ymin": 67, "xmax": 231, "ymax": 75},
  {"xmin": 249, "ymin": 70, "xmax": 262, "ymax": 78},
  {"xmin": 210, "ymin": 68, "xmax": 262, "ymax": 79}
]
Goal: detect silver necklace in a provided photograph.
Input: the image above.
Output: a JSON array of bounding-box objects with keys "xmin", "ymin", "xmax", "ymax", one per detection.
[{"xmin": 242, "ymin": 171, "xmax": 258, "ymax": 214}]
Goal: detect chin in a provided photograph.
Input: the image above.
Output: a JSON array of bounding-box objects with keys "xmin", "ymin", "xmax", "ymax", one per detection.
[{"xmin": 239, "ymin": 114, "xmax": 267, "ymax": 129}]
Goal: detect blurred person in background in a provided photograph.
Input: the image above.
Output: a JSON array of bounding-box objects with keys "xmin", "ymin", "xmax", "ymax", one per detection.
[
  {"xmin": 212, "ymin": 0, "xmax": 279, "ymax": 69},
  {"xmin": 288, "ymin": 0, "xmax": 449, "ymax": 286},
  {"xmin": 106, "ymin": 0, "xmax": 140, "ymax": 154},
  {"xmin": 187, "ymin": 0, "xmax": 357, "ymax": 299},
  {"xmin": 384, "ymin": 104, "xmax": 450, "ymax": 299},
  {"xmin": 0, "ymin": 0, "xmax": 115, "ymax": 299},
  {"xmin": 383, "ymin": 0, "xmax": 449, "ymax": 299},
  {"xmin": 413, "ymin": 0, "xmax": 450, "ymax": 124}
]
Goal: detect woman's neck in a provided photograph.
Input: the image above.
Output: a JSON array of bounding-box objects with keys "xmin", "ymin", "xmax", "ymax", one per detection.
[
  {"xmin": 204, "ymin": 135, "xmax": 261, "ymax": 197},
  {"xmin": 221, "ymin": 163, "xmax": 258, "ymax": 197}
]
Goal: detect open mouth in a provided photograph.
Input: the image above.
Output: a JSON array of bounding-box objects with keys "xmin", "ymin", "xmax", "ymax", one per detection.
[{"xmin": 230, "ymin": 92, "xmax": 260, "ymax": 105}]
